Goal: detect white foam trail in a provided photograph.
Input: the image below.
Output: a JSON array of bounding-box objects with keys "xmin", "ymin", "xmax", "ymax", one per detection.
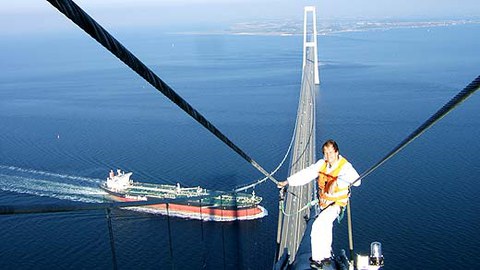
[
  {"xmin": 0, "ymin": 165, "xmax": 101, "ymax": 184},
  {"xmin": 0, "ymin": 172, "xmax": 106, "ymax": 203}
]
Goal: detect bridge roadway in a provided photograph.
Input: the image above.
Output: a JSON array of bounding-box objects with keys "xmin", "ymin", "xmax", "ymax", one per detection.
[{"xmin": 277, "ymin": 47, "xmax": 318, "ymax": 265}]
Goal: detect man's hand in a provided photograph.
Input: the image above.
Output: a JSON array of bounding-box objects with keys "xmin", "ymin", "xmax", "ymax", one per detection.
[{"xmin": 277, "ymin": 180, "xmax": 288, "ymax": 188}]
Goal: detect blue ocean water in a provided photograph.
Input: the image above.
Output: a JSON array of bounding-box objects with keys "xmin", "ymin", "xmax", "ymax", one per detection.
[{"xmin": 0, "ymin": 24, "xmax": 479, "ymax": 269}]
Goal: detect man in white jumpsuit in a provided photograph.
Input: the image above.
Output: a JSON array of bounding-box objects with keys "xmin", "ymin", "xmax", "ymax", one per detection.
[{"xmin": 278, "ymin": 139, "xmax": 360, "ymax": 269}]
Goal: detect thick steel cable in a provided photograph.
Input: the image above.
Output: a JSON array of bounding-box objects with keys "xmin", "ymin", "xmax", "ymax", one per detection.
[
  {"xmin": 283, "ymin": 74, "xmax": 480, "ymax": 215},
  {"xmin": 350, "ymin": 74, "xmax": 480, "ymax": 187},
  {"xmin": 46, "ymin": 0, "xmax": 278, "ymax": 186}
]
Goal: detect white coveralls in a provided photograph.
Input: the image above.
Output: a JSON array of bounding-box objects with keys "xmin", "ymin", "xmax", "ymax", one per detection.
[{"xmin": 287, "ymin": 155, "xmax": 360, "ymax": 262}]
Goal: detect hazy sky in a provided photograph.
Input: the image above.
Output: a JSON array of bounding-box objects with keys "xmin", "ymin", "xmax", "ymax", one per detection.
[{"xmin": 1, "ymin": 0, "xmax": 479, "ymax": 34}]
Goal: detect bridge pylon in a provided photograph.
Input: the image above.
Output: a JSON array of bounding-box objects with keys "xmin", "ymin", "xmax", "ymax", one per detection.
[{"xmin": 302, "ymin": 6, "xmax": 320, "ymax": 85}]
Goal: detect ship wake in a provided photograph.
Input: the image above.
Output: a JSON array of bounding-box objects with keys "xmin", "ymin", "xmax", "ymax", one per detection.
[{"xmin": 0, "ymin": 165, "xmax": 106, "ymax": 203}]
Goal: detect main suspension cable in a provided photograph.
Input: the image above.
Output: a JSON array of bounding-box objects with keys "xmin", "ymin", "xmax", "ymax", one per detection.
[
  {"xmin": 282, "ymin": 74, "xmax": 480, "ymax": 216},
  {"xmin": 350, "ymin": 74, "xmax": 480, "ymax": 188},
  {"xmin": 46, "ymin": 0, "xmax": 279, "ymax": 186}
]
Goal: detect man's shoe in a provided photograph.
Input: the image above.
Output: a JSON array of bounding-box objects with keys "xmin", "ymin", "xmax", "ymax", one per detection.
[
  {"xmin": 310, "ymin": 260, "xmax": 323, "ymax": 269},
  {"xmin": 310, "ymin": 258, "xmax": 332, "ymax": 269}
]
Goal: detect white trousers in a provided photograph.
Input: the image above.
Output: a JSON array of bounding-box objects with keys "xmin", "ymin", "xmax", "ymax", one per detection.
[{"xmin": 311, "ymin": 205, "xmax": 341, "ymax": 261}]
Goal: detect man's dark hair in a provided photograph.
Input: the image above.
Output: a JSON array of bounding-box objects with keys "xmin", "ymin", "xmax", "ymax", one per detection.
[{"xmin": 322, "ymin": 139, "xmax": 339, "ymax": 152}]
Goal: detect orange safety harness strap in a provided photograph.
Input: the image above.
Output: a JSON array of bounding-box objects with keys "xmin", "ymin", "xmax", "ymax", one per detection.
[{"xmin": 317, "ymin": 157, "xmax": 350, "ymax": 207}]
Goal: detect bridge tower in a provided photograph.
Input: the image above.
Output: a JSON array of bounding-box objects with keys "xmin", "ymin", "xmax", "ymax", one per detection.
[{"xmin": 303, "ymin": 6, "xmax": 320, "ymax": 85}]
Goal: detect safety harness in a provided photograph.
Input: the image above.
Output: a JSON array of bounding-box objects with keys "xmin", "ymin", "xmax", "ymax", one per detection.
[{"xmin": 317, "ymin": 157, "xmax": 350, "ymax": 209}]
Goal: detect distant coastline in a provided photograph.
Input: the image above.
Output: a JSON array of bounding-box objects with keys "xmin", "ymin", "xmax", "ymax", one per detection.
[
  {"xmin": 172, "ymin": 18, "xmax": 480, "ymax": 36},
  {"xmin": 228, "ymin": 19, "xmax": 480, "ymax": 36}
]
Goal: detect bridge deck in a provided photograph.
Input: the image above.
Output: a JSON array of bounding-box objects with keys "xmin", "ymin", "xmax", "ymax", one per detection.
[{"xmin": 277, "ymin": 47, "xmax": 318, "ymax": 265}]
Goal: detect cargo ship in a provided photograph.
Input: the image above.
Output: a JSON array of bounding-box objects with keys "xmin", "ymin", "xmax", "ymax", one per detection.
[{"xmin": 100, "ymin": 169, "xmax": 267, "ymax": 221}]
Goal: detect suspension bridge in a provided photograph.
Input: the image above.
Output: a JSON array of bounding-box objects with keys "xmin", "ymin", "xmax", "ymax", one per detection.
[
  {"xmin": 1, "ymin": 1, "xmax": 479, "ymax": 269},
  {"xmin": 276, "ymin": 6, "xmax": 319, "ymax": 266}
]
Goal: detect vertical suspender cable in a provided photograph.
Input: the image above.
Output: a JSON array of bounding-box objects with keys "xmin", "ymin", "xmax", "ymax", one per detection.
[
  {"xmin": 346, "ymin": 202, "xmax": 354, "ymax": 266},
  {"xmin": 105, "ymin": 208, "xmax": 118, "ymax": 270},
  {"xmin": 199, "ymin": 198, "xmax": 204, "ymax": 237},
  {"xmin": 199, "ymin": 198, "xmax": 207, "ymax": 269},
  {"xmin": 275, "ymin": 189, "xmax": 286, "ymax": 260},
  {"xmin": 222, "ymin": 223, "xmax": 227, "ymax": 270},
  {"xmin": 166, "ymin": 203, "xmax": 175, "ymax": 270}
]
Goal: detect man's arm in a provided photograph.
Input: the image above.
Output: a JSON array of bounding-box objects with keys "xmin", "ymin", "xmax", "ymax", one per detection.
[
  {"xmin": 277, "ymin": 159, "xmax": 324, "ymax": 188},
  {"xmin": 338, "ymin": 162, "xmax": 361, "ymax": 187}
]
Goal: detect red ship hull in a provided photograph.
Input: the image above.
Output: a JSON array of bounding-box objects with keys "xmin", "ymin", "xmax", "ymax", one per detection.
[{"xmin": 108, "ymin": 193, "xmax": 268, "ymax": 221}]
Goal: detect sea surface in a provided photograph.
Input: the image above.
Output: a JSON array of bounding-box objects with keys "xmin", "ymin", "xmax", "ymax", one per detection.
[{"xmin": 0, "ymin": 23, "xmax": 479, "ymax": 269}]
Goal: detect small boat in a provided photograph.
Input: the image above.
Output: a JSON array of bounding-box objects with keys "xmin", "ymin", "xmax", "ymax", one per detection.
[{"xmin": 100, "ymin": 169, "xmax": 267, "ymax": 221}]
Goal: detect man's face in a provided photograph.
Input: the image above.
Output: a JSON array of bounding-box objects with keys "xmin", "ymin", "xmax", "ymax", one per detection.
[{"xmin": 323, "ymin": 145, "xmax": 339, "ymax": 166}]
